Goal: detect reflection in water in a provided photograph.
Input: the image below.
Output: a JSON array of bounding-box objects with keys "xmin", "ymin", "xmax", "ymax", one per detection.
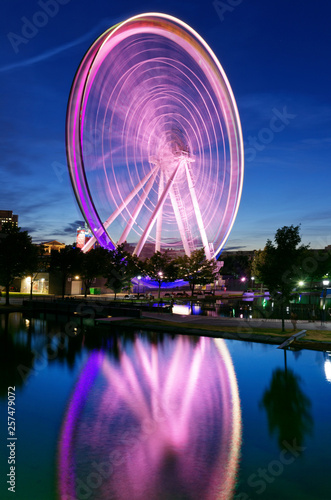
[
  {"xmin": 260, "ymin": 368, "xmax": 313, "ymax": 450},
  {"xmin": 0, "ymin": 313, "xmax": 34, "ymax": 396},
  {"xmin": 324, "ymin": 352, "xmax": 331, "ymax": 382},
  {"xmin": 172, "ymin": 303, "xmax": 202, "ymax": 315},
  {"xmin": 58, "ymin": 335, "xmax": 241, "ymax": 500}
]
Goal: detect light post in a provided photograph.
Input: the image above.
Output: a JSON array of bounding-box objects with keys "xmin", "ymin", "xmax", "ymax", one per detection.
[
  {"xmin": 297, "ymin": 280, "xmax": 304, "ymax": 304},
  {"xmin": 27, "ymin": 275, "xmax": 33, "ymax": 300},
  {"xmin": 158, "ymin": 271, "xmax": 163, "ymax": 300},
  {"xmin": 137, "ymin": 275, "xmax": 141, "ymax": 295},
  {"xmin": 321, "ymin": 279, "xmax": 329, "ymax": 324}
]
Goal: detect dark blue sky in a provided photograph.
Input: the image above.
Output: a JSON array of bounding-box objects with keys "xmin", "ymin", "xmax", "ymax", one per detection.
[{"xmin": 1, "ymin": 0, "xmax": 331, "ymax": 250}]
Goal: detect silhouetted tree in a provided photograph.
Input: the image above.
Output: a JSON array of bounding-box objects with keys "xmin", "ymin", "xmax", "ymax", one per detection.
[
  {"xmin": 252, "ymin": 225, "xmax": 308, "ymax": 331},
  {"xmin": 49, "ymin": 245, "xmax": 83, "ymax": 298},
  {"xmin": 104, "ymin": 244, "xmax": 141, "ymax": 299},
  {"xmin": 0, "ymin": 223, "xmax": 38, "ymax": 305},
  {"xmin": 24, "ymin": 244, "xmax": 46, "ymax": 300},
  {"xmin": 260, "ymin": 368, "xmax": 313, "ymax": 451},
  {"xmin": 175, "ymin": 249, "xmax": 218, "ymax": 296},
  {"xmin": 144, "ymin": 251, "xmax": 178, "ymax": 299},
  {"xmin": 221, "ymin": 253, "xmax": 251, "ymax": 280},
  {"xmin": 80, "ymin": 247, "xmax": 109, "ymax": 297}
]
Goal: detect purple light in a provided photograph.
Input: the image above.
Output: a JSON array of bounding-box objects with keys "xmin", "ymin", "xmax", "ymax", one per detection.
[
  {"xmin": 57, "ymin": 351, "xmax": 105, "ymax": 500},
  {"xmin": 57, "ymin": 336, "xmax": 242, "ymax": 499},
  {"xmin": 66, "ymin": 13, "xmax": 244, "ymax": 258}
]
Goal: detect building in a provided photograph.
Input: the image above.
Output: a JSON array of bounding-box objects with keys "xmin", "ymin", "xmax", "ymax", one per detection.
[
  {"xmin": 40, "ymin": 240, "xmax": 66, "ymax": 254},
  {"xmin": 0, "ymin": 210, "xmax": 18, "ymax": 230},
  {"xmin": 20, "ymin": 273, "xmax": 49, "ymax": 294},
  {"xmin": 76, "ymin": 223, "xmax": 93, "ymax": 249}
]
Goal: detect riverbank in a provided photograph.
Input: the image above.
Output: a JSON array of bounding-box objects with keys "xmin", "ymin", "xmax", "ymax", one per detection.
[
  {"xmin": 98, "ymin": 312, "xmax": 331, "ymax": 352},
  {"xmin": 1, "ymin": 300, "xmax": 331, "ymax": 351}
]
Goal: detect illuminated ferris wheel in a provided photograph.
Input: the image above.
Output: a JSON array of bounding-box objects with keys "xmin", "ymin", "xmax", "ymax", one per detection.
[{"xmin": 66, "ymin": 13, "xmax": 244, "ymax": 259}]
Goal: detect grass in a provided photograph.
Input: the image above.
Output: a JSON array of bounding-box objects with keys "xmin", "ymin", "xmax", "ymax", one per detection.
[
  {"xmin": 118, "ymin": 317, "xmax": 331, "ymax": 345},
  {"xmin": 1, "ymin": 292, "xmax": 50, "ymax": 297}
]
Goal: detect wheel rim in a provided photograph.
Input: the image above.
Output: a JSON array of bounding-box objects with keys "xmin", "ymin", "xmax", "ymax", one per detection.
[{"xmin": 66, "ymin": 13, "xmax": 244, "ymax": 258}]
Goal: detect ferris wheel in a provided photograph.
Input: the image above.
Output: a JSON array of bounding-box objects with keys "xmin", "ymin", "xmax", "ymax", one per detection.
[{"xmin": 66, "ymin": 13, "xmax": 244, "ymax": 259}]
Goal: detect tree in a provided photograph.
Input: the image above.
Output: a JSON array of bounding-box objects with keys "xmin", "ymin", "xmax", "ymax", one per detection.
[
  {"xmin": 80, "ymin": 247, "xmax": 109, "ymax": 297},
  {"xmin": 175, "ymin": 248, "xmax": 219, "ymax": 296},
  {"xmin": 144, "ymin": 251, "xmax": 178, "ymax": 299},
  {"xmin": 49, "ymin": 245, "xmax": 83, "ymax": 298},
  {"xmin": 297, "ymin": 248, "xmax": 331, "ymax": 290},
  {"xmin": 260, "ymin": 368, "xmax": 313, "ymax": 450},
  {"xmin": 104, "ymin": 244, "xmax": 140, "ymax": 299},
  {"xmin": 253, "ymin": 225, "xmax": 308, "ymax": 331},
  {"xmin": 221, "ymin": 253, "xmax": 251, "ymax": 280},
  {"xmin": 0, "ymin": 223, "xmax": 38, "ymax": 305},
  {"xmin": 24, "ymin": 244, "xmax": 46, "ymax": 301}
]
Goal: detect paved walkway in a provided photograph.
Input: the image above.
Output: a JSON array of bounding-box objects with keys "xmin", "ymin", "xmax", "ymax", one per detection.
[
  {"xmin": 2, "ymin": 296, "xmax": 331, "ymax": 332},
  {"xmin": 141, "ymin": 311, "xmax": 331, "ymax": 331}
]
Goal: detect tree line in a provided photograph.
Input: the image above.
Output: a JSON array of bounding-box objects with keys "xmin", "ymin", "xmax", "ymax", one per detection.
[
  {"xmin": 0, "ymin": 223, "xmax": 218, "ymax": 305},
  {"xmin": 222, "ymin": 225, "xmax": 331, "ymax": 331},
  {"xmin": 2, "ymin": 222, "xmax": 331, "ymax": 327}
]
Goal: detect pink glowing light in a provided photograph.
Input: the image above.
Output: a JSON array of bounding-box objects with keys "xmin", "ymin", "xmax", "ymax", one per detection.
[
  {"xmin": 57, "ymin": 335, "xmax": 242, "ymax": 500},
  {"xmin": 66, "ymin": 13, "xmax": 244, "ymax": 258}
]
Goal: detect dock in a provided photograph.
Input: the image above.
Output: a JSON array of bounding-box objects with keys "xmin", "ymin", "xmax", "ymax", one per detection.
[{"xmin": 277, "ymin": 330, "xmax": 307, "ymax": 349}]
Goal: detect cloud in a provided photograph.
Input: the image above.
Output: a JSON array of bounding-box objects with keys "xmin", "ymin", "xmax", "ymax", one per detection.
[
  {"xmin": 0, "ymin": 18, "xmax": 121, "ymax": 74},
  {"xmin": 1, "ymin": 159, "xmax": 32, "ymax": 176},
  {"xmin": 20, "ymin": 225, "xmax": 37, "ymax": 234},
  {"xmin": 301, "ymin": 138, "xmax": 331, "ymax": 146},
  {"xmin": 222, "ymin": 245, "xmax": 248, "ymax": 251},
  {"xmin": 300, "ymin": 210, "xmax": 331, "ymax": 223},
  {"xmin": 57, "ymin": 220, "xmax": 85, "ymax": 235}
]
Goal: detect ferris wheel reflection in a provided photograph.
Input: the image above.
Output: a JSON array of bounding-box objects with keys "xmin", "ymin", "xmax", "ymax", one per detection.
[{"xmin": 58, "ymin": 334, "xmax": 241, "ymax": 500}]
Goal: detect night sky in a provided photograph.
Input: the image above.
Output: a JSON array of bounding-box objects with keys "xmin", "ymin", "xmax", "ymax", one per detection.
[{"xmin": 1, "ymin": 0, "xmax": 331, "ymax": 251}]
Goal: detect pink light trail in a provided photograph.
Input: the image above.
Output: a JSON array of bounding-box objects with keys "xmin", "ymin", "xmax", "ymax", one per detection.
[{"xmin": 57, "ymin": 334, "xmax": 242, "ymax": 500}]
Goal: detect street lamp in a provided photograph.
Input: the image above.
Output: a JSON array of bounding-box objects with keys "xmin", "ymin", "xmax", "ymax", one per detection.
[
  {"xmin": 137, "ymin": 275, "xmax": 141, "ymax": 294},
  {"xmin": 157, "ymin": 272, "xmax": 163, "ymax": 300},
  {"xmin": 296, "ymin": 280, "xmax": 305, "ymax": 304},
  {"xmin": 321, "ymin": 280, "xmax": 330, "ymax": 323}
]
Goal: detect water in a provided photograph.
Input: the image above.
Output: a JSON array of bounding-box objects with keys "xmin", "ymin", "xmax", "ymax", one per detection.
[{"xmin": 0, "ymin": 313, "xmax": 330, "ymax": 499}]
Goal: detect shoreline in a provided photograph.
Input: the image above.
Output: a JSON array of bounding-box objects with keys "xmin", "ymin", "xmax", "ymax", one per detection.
[
  {"xmin": 1, "ymin": 304, "xmax": 330, "ymax": 352},
  {"xmin": 96, "ymin": 315, "xmax": 331, "ymax": 352}
]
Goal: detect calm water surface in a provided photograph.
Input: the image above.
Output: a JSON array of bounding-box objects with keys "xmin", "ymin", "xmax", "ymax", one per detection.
[{"xmin": 0, "ymin": 313, "xmax": 330, "ymax": 500}]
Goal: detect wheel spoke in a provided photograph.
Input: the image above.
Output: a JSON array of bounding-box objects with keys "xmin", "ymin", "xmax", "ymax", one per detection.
[
  {"xmin": 133, "ymin": 163, "xmax": 181, "ymax": 256},
  {"xmin": 82, "ymin": 165, "xmax": 158, "ymax": 252},
  {"xmin": 169, "ymin": 182, "xmax": 191, "ymax": 256},
  {"xmin": 67, "ymin": 14, "xmax": 244, "ymax": 260},
  {"xmin": 185, "ymin": 162, "xmax": 211, "ymax": 259},
  {"xmin": 155, "ymin": 170, "xmax": 164, "ymax": 253},
  {"xmin": 118, "ymin": 167, "xmax": 159, "ymax": 245}
]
